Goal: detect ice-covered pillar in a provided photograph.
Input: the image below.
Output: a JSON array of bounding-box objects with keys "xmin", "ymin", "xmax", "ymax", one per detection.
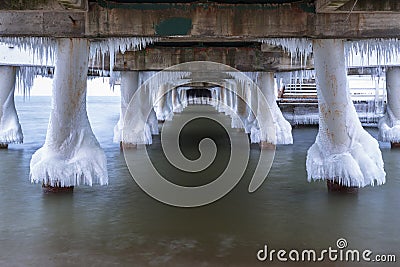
[
  {"xmin": 172, "ymin": 88, "xmax": 182, "ymax": 113},
  {"xmin": 378, "ymin": 67, "xmax": 400, "ymax": 147},
  {"xmin": 155, "ymin": 83, "xmax": 172, "ymax": 121},
  {"xmin": 307, "ymin": 39, "xmax": 385, "ymax": 191},
  {"xmin": 258, "ymin": 72, "xmax": 293, "ymax": 147},
  {"xmin": 30, "ymin": 38, "xmax": 108, "ymax": 191},
  {"xmin": 114, "ymin": 71, "xmax": 139, "ymax": 145},
  {"xmin": 0, "ymin": 66, "xmax": 23, "ymax": 148}
]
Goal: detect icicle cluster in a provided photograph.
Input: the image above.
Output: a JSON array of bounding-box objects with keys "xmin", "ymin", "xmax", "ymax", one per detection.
[
  {"xmin": 345, "ymin": 39, "xmax": 400, "ymax": 67},
  {"xmin": 0, "ymin": 37, "xmax": 55, "ymax": 66},
  {"xmin": 89, "ymin": 37, "xmax": 159, "ymax": 76},
  {"xmin": 260, "ymin": 38, "xmax": 313, "ymax": 67},
  {"xmin": 16, "ymin": 66, "xmax": 50, "ymax": 96}
]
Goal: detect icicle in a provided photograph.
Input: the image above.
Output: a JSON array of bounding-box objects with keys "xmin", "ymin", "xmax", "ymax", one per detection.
[
  {"xmin": 259, "ymin": 38, "xmax": 313, "ymax": 68},
  {"xmin": 345, "ymin": 39, "xmax": 400, "ymax": 68},
  {"xmin": 89, "ymin": 37, "xmax": 159, "ymax": 76},
  {"xmin": 0, "ymin": 37, "xmax": 55, "ymax": 67},
  {"xmin": 15, "ymin": 66, "xmax": 49, "ymax": 97}
]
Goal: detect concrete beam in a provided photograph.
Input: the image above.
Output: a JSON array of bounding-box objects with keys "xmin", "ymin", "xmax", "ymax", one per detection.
[
  {"xmin": 316, "ymin": 0, "xmax": 351, "ymax": 12},
  {"xmin": 57, "ymin": 0, "xmax": 87, "ymax": 10},
  {"xmin": 0, "ymin": 10, "xmax": 85, "ymax": 37},
  {"xmin": 2, "ymin": 1, "xmax": 400, "ymax": 38},
  {"xmin": 89, "ymin": 46, "xmax": 313, "ymax": 72},
  {"xmin": 317, "ymin": 0, "xmax": 400, "ymax": 13}
]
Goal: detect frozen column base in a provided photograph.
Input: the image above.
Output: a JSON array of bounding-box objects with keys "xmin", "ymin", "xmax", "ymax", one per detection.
[
  {"xmin": 0, "ymin": 143, "xmax": 8, "ymax": 149},
  {"xmin": 260, "ymin": 141, "xmax": 276, "ymax": 150},
  {"xmin": 120, "ymin": 141, "xmax": 137, "ymax": 150},
  {"xmin": 42, "ymin": 183, "xmax": 74, "ymax": 193},
  {"xmin": 391, "ymin": 142, "xmax": 400, "ymax": 148},
  {"xmin": 378, "ymin": 111, "xmax": 400, "ymax": 145},
  {"xmin": 0, "ymin": 127, "xmax": 23, "ymax": 144},
  {"xmin": 326, "ymin": 180, "xmax": 358, "ymax": 193},
  {"xmin": 306, "ymin": 133, "xmax": 385, "ymax": 188},
  {"xmin": 30, "ymin": 136, "xmax": 108, "ymax": 187}
]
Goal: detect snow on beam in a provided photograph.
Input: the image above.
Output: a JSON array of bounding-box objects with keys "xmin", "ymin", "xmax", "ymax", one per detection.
[
  {"xmin": 30, "ymin": 38, "xmax": 108, "ymax": 188},
  {"xmin": 378, "ymin": 67, "xmax": 400, "ymax": 145},
  {"xmin": 0, "ymin": 66, "xmax": 23, "ymax": 146},
  {"xmin": 307, "ymin": 39, "xmax": 385, "ymax": 189},
  {"xmin": 258, "ymin": 72, "xmax": 293, "ymax": 146}
]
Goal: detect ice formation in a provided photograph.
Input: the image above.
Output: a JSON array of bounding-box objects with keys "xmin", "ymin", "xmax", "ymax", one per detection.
[
  {"xmin": 260, "ymin": 38, "xmax": 313, "ymax": 67},
  {"xmin": 345, "ymin": 38, "xmax": 400, "ymax": 67},
  {"xmin": 121, "ymin": 71, "xmax": 190, "ymax": 145},
  {"xmin": 0, "ymin": 37, "xmax": 55, "ymax": 66},
  {"xmin": 379, "ymin": 67, "xmax": 400, "ymax": 142},
  {"xmin": 307, "ymin": 39, "xmax": 385, "ymax": 187},
  {"xmin": 16, "ymin": 66, "xmax": 50, "ymax": 96},
  {"xmin": 89, "ymin": 37, "xmax": 158, "ymax": 76},
  {"xmin": 258, "ymin": 72, "xmax": 293, "ymax": 144},
  {"xmin": 30, "ymin": 38, "xmax": 108, "ymax": 187},
  {"xmin": 113, "ymin": 71, "xmax": 140, "ymax": 143},
  {"xmin": 0, "ymin": 66, "xmax": 23, "ymax": 144}
]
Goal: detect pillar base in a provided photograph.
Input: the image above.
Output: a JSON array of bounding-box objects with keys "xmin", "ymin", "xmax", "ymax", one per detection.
[
  {"xmin": 391, "ymin": 142, "xmax": 400, "ymax": 148},
  {"xmin": 327, "ymin": 180, "xmax": 358, "ymax": 193},
  {"xmin": 0, "ymin": 143, "xmax": 8, "ymax": 149},
  {"xmin": 120, "ymin": 141, "xmax": 137, "ymax": 150},
  {"xmin": 42, "ymin": 183, "xmax": 74, "ymax": 193},
  {"xmin": 260, "ymin": 141, "xmax": 276, "ymax": 150}
]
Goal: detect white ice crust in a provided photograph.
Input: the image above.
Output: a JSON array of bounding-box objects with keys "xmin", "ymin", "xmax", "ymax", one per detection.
[
  {"xmin": 0, "ymin": 66, "xmax": 23, "ymax": 144},
  {"xmin": 30, "ymin": 39, "xmax": 108, "ymax": 187},
  {"xmin": 379, "ymin": 67, "xmax": 400, "ymax": 142},
  {"xmin": 307, "ymin": 39, "xmax": 385, "ymax": 188}
]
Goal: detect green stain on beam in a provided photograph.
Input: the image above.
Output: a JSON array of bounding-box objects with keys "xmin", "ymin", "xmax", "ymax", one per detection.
[{"xmin": 155, "ymin": 17, "xmax": 192, "ymax": 36}]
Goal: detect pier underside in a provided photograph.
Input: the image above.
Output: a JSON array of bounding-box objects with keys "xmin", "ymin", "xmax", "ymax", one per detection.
[{"xmin": 1, "ymin": 0, "xmax": 398, "ymax": 190}]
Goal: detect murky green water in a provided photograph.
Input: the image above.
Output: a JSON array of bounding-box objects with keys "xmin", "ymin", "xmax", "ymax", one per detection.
[{"xmin": 0, "ymin": 97, "xmax": 398, "ymax": 266}]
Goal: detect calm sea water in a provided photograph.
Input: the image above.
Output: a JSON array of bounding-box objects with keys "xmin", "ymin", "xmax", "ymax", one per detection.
[{"xmin": 0, "ymin": 96, "xmax": 399, "ymax": 266}]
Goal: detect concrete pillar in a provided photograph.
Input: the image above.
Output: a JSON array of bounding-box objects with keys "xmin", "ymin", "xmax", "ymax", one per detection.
[
  {"xmin": 307, "ymin": 39, "xmax": 385, "ymax": 191},
  {"xmin": 172, "ymin": 87, "xmax": 182, "ymax": 113},
  {"xmin": 30, "ymin": 38, "xmax": 108, "ymax": 190},
  {"xmin": 234, "ymin": 82, "xmax": 247, "ymax": 131},
  {"xmin": 378, "ymin": 67, "xmax": 400, "ymax": 147},
  {"xmin": 218, "ymin": 86, "xmax": 226, "ymax": 113},
  {"xmin": 258, "ymin": 72, "xmax": 293, "ymax": 146},
  {"xmin": 155, "ymin": 83, "xmax": 172, "ymax": 121},
  {"xmin": 0, "ymin": 66, "xmax": 23, "ymax": 148},
  {"xmin": 113, "ymin": 71, "xmax": 139, "ymax": 144}
]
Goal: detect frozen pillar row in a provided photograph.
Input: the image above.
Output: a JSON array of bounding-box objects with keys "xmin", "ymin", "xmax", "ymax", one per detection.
[
  {"xmin": 0, "ymin": 66, "xmax": 23, "ymax": 148},
  {"xmin": 30, "ymin": 38, "xmax": 108, "ymax": 189},
  {"xmin": 307, "ymin": 39, "xmax": 385, "ymax": 191},
  {"xmin": 378, "ymin": 67, "xmax": 400, "ymax": 147}
]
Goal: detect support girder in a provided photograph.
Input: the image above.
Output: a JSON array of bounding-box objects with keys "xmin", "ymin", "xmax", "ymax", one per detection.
[{"xmin": 1, "ymin": 1, "xmax": 400, "ymax": 38}]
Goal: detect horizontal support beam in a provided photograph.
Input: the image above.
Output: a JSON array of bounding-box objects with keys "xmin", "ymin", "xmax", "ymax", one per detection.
[
  {"xmin": 89, "ymin": 46, "xmax": 313, "ymax": 72},
  {"xmin": 316, "ymin": 0, "xmax": 351, "ymax": 12},
  {"xmin": 1, "ymin": 1, "xmax": 400, "ymax": 38},
  {"xmin": 0, "ymin": 11, "xmax": 85, "ymax": 37},
  {"xmin": 317, "ymin": 0, "xmax": 400, "ymax": 13}
]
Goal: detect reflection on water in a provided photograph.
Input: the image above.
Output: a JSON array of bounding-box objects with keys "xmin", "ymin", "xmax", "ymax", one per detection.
[{"xmin": 0, "ymin": 97, "xmax": 398, "ymax": 266}]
